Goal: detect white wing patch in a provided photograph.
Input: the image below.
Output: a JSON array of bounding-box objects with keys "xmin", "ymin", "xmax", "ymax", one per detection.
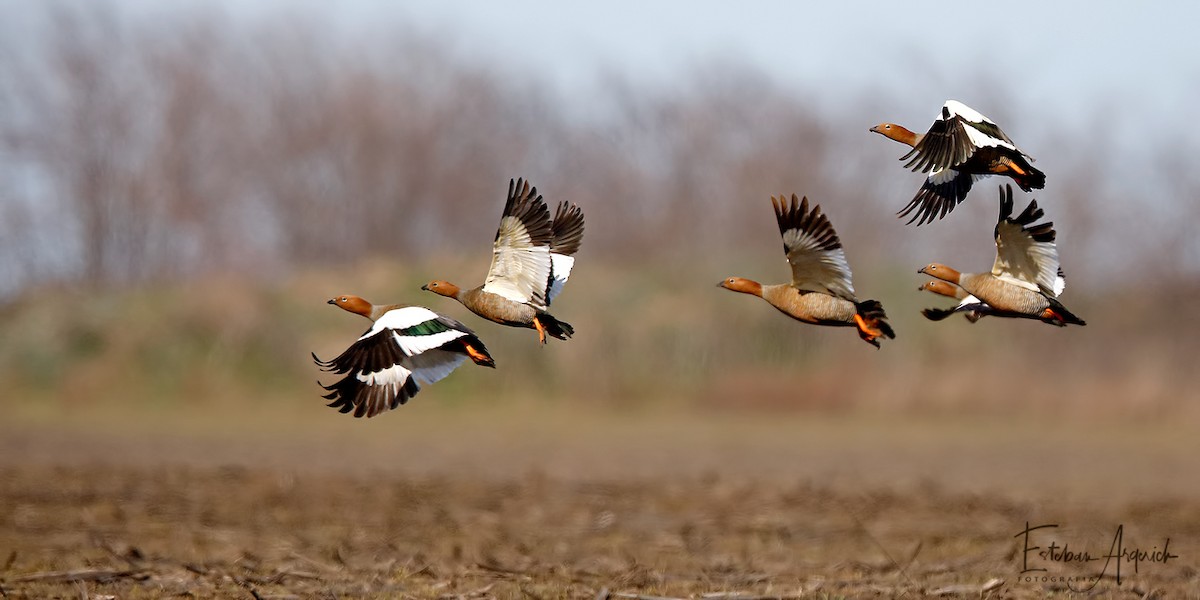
[
  {"xmin": 482, "ymin": 215, "xmax": 552, "ymax": 308},
  {"xmin": 993, "ymin": 220, "xmax": 1060, "ymax": 294},
  {"xmin": 962, "ymin": 123, "xmax": 1015, "ymax": 151},
  {"xmin": 546, "ymin": 253, "xmax": 575, "ymax": 305},
  {"xmin": 393, "ymin": 329, "xmax": 467, "ymax": 357},
  {"xmin": 782, "ymin": 227, "xmax": 855, "ymax": 299},
  {"xmin": 409, "ymin": 351, "xmax": 468, "ymax": 387},
  {"xmin": 929, "ymin": 169, "xmax": 988, "ymax": 187},
  {"xmin": 361, "ymin": 306, "xmax": 442, "ymax": 340},
  {"xmin": 956, "ymin": 293, "xmax": 983, "ymax": 310},
  {"xmin": 942, "ymin": 100, "xmax": 987, "ymax": 123},
  {"xmin": 928, "ymin": 167, "xmax": 960, "ymax": 185},
  {"xmin": 356, "ymin": 363, "xmax": 414, "ymax": 388},
  {"xmin": 350, "ymin": 346, "xmax": 469, "ymax": 393}
]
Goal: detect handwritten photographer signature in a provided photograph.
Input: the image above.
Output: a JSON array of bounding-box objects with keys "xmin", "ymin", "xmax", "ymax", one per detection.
[{"xmin": 1015, "ymin": 522, "xmax": 1178, "ymax": 592}]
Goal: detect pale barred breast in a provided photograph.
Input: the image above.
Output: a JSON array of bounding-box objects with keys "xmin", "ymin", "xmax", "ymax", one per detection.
[
  {"xmin": 761, "ymin": 285, "xmax": 857, "ymax": 325},
  {"xmin": 460, "ymin": 287, "xmax": 537, "ymax": 326},
  {"xmin": 958, "ymin": 273, "xmax": 1051, "ymax": 315}
]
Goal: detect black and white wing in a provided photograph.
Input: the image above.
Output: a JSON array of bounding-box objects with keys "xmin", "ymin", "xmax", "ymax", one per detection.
[
  {"xmin": 991, "ymin": 185, "xmax": 1061, "ymax": 296},
  {"xmin": 900, "ymin": 100, "xmax": 1020, "ymax": 175},
  {"xmin": 481, "ymin": 178, "xmax": 555, "ymax": 310},
  {"xmin": 545, "ymin": 201, "xmax": 584, "ymax": 305},
  {"xmin": 897, "ymin": 168, "xmax": 987, "ymax": 226},
  {"xmin": 921, "ymin": 295, "xmax": 990, "ymax": 322},
  {"xmin": 314, "ymin": 306, "xmax": 494, "ymax": 418},
  {"xmin": 772, "ymin": 194, "xmax": 856, "ymax": 300}
]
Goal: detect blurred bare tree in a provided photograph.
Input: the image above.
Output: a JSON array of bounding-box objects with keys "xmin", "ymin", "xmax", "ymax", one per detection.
[
  {"xmin": 0, "ymin": 3, "xmax": 546, "ymax": 292},
  {"xmin": 0, "ymin": 2, "xmax": 1195, "ymax": 299}
]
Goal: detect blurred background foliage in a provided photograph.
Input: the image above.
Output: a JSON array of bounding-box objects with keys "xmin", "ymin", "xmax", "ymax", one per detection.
[{"xmin": 1, "ymin": 3, "xmax": 1197, "ymax": 422}]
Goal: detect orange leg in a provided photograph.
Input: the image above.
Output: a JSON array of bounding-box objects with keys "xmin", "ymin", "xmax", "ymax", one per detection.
[
  {"xmin": 463, "ymin": 343, "xmax": 491, "ymax": 365},
  {"xmin": 998, "ymin": 157, "xmax": 1027, "ymax": 176},
  {"xmin": 853, "ymin": 314, "xmax": 881, "ymax": 339},
  {"xmin": 533, "ymin": 316, "xmax": 548, "ymax": 345},
  {"xmin": 1040, "ymin": 308, "xmax": 1065, "ymax": 324}
]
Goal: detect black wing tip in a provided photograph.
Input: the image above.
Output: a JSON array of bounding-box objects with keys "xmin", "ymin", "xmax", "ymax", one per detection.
[
  {"xmin": 921, "ymin": 307, "xmax": 957, "ymax": 321},
  {"xmin": 773, "ymin": 193, "xmax": 842, "ymax": 252},
  {"xmin": 770, "ymin": 193, "xmax": 808, "ymax": 221},
  {"xmin": 504, "ymin": 176, "xmax": 542, "ymax": 211},
  {"xmin": 1008, "ymin": 185, "xmax": 1043, "ymax": 225},
  {"xmin": 509, "ymin": 177, "xmax": 535, "ymax": 199},
  {"xmin": 899, "ymin": 184, "xmax": 962, "ymax": 226},
  {"xmin": 316, "ymin": 330, "xmax": 428, "ymax": 418},
  {"xmin": 902, "ymin": 170, "xmax": 974, "ymax": 226},
  {"xmin": 322, "ymin": 377, "xmax": 419, "ymax": 418},
  {"xmin": 997, "ymin": 184, "xmax": 1015, "ymax": 222},
  {"xmin": 1028, "ymin": 222, "xmax": 1056, "ymax": 244},
  {"xmin": 498, "ymin": 177, "xmax": 554, "ymax": 245},
  {"xmin": 554, "ymin": 200, "xmax": 584, "ymax": 221},
  {"xmin": 997, "ymin": 184, "xmax": 1058, "ymax": 242},
  {"xmin": 550, "ymin": 201, "xmax": 586, "ymax": 255}
]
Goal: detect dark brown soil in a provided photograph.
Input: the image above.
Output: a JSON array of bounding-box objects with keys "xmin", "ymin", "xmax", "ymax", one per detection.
[{"xmin": 1, "ymin": 411, "xmax": 1197, "ymax": 599}]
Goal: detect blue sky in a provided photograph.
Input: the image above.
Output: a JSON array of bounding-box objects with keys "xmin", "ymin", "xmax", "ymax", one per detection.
[
  {"xmin": 2, "ymin": 0, "xmax": 1194, "ymax": 286},
  {"xmin": 32, "ymin": 0, "xmax": 1192, "ymax": 137},
  {"xmin": 214, "ymin": 1, "xmax": 1200, "ymax": 277},
  {"xmin": 368, "ymin": 1, "xmax": 1194, "ymax": 132}
]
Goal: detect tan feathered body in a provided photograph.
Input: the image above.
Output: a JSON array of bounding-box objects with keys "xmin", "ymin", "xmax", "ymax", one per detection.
[
  {"xmin": 421, "ymin": 178, "xmax": 582, "ymax": 344},
  {"xmin": 718, "ymin": 195, "xmax": 895, "ymax": 348},
  {"xmin": 456, "ymin": 286, "xmax": 538, "ymax": 328},
  {"xmin": 956, "ymin": 272, "xmax": 1053, "ymax": 315},
  {"xmin": 759, "ymin": 284, "xmax": 858, "ymax": 327},
  {"xmin": 917, "ymin": 186, "xmax": 1085, "ymax": 327}
]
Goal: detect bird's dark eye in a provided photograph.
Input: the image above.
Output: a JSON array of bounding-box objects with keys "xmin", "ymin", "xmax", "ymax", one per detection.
[{"xmin": 340, "ymin": 297, "xmax": 347, "ymax": 302}]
